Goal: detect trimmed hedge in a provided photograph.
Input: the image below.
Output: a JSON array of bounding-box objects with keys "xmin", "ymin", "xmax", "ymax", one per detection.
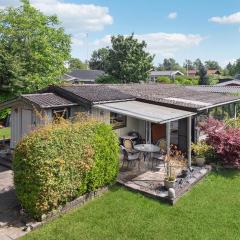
[{"xmin": 13, "ymin": 118, "xmax": 119, "ymax": 219}]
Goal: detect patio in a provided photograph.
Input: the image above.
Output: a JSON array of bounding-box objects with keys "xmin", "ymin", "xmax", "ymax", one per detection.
[{"xmin": 117, "ymin": 157, "xmax": 211, "ymax": 204}]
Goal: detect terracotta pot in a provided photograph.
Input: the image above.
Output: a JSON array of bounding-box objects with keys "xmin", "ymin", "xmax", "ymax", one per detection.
[
  {"xmin": 196, "ymin": 157, "xmax": 205, "ymax": 167},
  {"xmin": 164, "ymin": 179, "xmax": 176, "ymax": 189}
]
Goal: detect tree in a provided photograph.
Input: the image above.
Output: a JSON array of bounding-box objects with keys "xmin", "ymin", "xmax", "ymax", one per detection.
[
  {"xmin": 199, "ymin": 64, "xmax": 209, "ymax": 85},
  {"xmin": 0, "ymin": 0, "xmax": 71, "ymax": 96},
  {"xmin": 193, "ymin": 58, "xmax": 203, "ymax": 72},
  {"xmin": 89, "ymin": 48, "xmax": 110, "ymax": 71},
  {"xmin": 157, "ymin": 58, "xmax": 183, "ymax": 72},
  {"xmin": 183, "ymin": 59, "xmax": 194, "ymax": 70},
  {"xmin": 68, "ymin": 58, "xmax": 88, "ymax": 70},
  {"xmin": 204, "ymin": 60, "xmax": 221, "ymax": 70},
  {"xmin": 105, "ymin": 34, "xmax": 154, "ymax": 83}
]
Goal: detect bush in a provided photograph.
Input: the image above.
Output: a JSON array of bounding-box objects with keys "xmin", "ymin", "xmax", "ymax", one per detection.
[
  {"xmin": 156, "ymin": 76, "xmax": 172, "ymax": 84},
  {"xmin": 201, "ymin": 118, "xmax": 240, "ymax": 168},
  {"xmin": 13, "ymin": 117, "xmax": 119, "ymax": 219},
  {"xmin": 175, "ymin": 76, "xmax": 199, "ymax": 85},
  {"xmin": 96, "ymin": 75, "xmax": 119, "ymax": 84}
]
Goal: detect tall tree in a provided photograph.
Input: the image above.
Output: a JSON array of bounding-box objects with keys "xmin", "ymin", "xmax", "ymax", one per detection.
[
  {"xmin": 199, "ymin": 64, "xmax": 209, "ymax": 85},
  {"xmin": 204, "ymin": 60, "xmax": 221, "ymax": 70},
  {"xmin": 89, "ymin": 48, "xmax": 110, "ymax": 71},
  {"xmin": 157, "ymin": 58, "xmax": 183, "ymax": 71},
  {"xmin": 183, "ymin": 59, "xmax": 194, "ymax": 70},
  {"xmin": 193, "ymin": 58, "xmax": 203, "ymax": 72},
  {"xmin": 68, "ymin": 58, "xmax": 87, "ymax": 70},
  {"xmin": 0, "ymin": 0, "xmax": 71, "ymax": 96}
]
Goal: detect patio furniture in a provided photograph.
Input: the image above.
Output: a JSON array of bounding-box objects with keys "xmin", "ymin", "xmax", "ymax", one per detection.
[
  {"xmin": 134, "ymin": 144, "xmax": 160, "ymax": 170},
  {"xmin": 128, "ymin": 131, "xmax": 143, "ymax": 144},
  {"xmin": 152, "ymin": 139, "xmax": 167, "ymax": 169},
  {"xmin": 120, "ymin": 145, "xmax": 141, "ymax": 170},
  {"xmin": 123, "ymin": 139, "xmax": 139, "ymax": 153}
]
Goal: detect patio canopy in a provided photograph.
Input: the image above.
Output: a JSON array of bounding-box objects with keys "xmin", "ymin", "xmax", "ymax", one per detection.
[{"xmin": 95, "ymin": 100, "xmax": 195, "ymax": 123}]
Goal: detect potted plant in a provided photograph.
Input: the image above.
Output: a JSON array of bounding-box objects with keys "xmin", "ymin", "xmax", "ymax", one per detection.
[
  {"xmin": 191, "ymin": 141, "xmax": 211, "ymax": 167},
  {"xmin": 164, "ymin": 158, "xmax": 176, "ymax": 189}
]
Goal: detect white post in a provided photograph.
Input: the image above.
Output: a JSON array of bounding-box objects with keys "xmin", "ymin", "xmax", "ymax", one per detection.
[
  {"xmin": 187, "ymin": 116, "xmax": 192, "ymax": 167},
  {"xmin": 166, "ymin": 122, "xmax": 171, "ymax": 155},
  {"xmin": 234, "ymin": 103, "xmax": 237, "ymax": 119}
]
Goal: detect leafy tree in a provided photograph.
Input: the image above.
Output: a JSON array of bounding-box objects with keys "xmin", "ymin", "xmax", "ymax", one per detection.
[
  {"xmin": 89, "ymin": 48, "xmax": 110, "ymax": 71},
  {"xmin": 157, "ymin": 58, "xmax": 184, "ymax": 72},
  {"xmin": 106, "ymin": 34, "xmax": 154, "ymax": 83},
  {"xmin": 183, "ymin": 59, "xmax": 195, "ymax": 70},
  {"xmin": 0, "ymin": 0, "xmax": 71, "ymax": 97},
  {"xmin": 199, "ymin": 64, "xmax": 209, "ymax": 85},
  {"xmin": 193, "ymin": 58, "xmax": 203, "ymax": 72},
  {"xmin": 68, "ymin": 58, "xmax": 88, "ymax": 70},
  {"xmin": 204, "ymin": 60, "xmax": 221, "ymax": 70},
  {"xmin": 96, "ymin": 75, "xmax": 119, "ymax": 84}
]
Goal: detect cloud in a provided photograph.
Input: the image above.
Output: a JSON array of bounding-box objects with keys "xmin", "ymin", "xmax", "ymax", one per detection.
[
  {"xmin": 168, "ymin": 12, "xmax": 177, "ymax": 20},
  {"xmin": 93, "ymin": 32, "xmax": 204, "ymax": 57},
  {"xmin": 209, "ymin": 12, "xmax": 240, "ymax": 24},
  {"xmin": 0, "ymin": 0, "xmax": 113, "ymax": 33}
]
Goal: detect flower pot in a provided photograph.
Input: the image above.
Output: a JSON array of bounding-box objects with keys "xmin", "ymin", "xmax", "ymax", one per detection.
[
  {"xmin": 196, "ymin": 157, "xmax": 205, "ymax": 167},
  {"xmin": 164, "ymin": 179, "xmax": 176, "ymax": 189}
]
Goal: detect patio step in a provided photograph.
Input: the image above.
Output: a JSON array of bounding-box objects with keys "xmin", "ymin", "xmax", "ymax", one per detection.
[{"xmin": 0, "ymin": 157, "xmax": 12, "ymax": 169}]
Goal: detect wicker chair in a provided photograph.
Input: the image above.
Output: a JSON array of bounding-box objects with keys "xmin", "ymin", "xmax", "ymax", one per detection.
[
  {"xmin": 123, "ymin": 139, "xmax": 138, "ymax": 154},
  {"xmin": 152, "ymin": 139, "xmax": 167, "ymax": 169}
]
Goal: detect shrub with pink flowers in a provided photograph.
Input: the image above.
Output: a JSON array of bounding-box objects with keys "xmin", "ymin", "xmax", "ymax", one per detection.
[{"xmin": 201, "ymin": 118, "xmax": 240, "ymax": 168}]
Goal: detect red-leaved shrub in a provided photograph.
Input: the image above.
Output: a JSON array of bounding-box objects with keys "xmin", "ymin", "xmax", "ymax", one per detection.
[{"xmin": 201, "ymin": 118, "xmax": 240, "ymax": 168}]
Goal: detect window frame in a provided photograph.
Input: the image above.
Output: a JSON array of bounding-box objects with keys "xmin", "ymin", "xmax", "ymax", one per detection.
[{"xmin": 110, "ymin": 112, "xmax": 127, "ymax": 129}]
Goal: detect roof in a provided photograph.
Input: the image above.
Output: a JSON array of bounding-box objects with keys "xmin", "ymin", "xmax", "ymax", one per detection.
[
  {"xmin": 95, "ymin": 100, "xmax": 195, "ymax": 123},
  {"xmin": 186, "ymin": 85, "xmax": 240, "ymax": 94},
  {"xmin": 58, "ymin": 85, "xmax": 135, "ymax": 103},
  {"xmin": 188, "ymin": 70, "xmax": 197, "ymax": 75},
  {"xmin": 109, "ymin": 84, "xmax": 240, "ymax": 111},
  {"xmin": 216, "ymin": 79, "xmax": 240, "ymax": 86},
  {"xmin": 207, "ymin": 69, "xmax": 220, "ymax": 75},
  {"xmin": 64, "ymin": 70, "xmax": 105, "ymax": 81},
  {"xmin": 0, "ymin": 93, "xmax": 78, "ymax": 111},
  {"xmin": 150, "ymin": 71, "xmax": 184, "ymax": 77}
]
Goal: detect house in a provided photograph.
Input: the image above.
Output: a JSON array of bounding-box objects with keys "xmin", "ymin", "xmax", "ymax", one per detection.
[
  {"xmin": 187, "ymin": 70, "xmax": 197, "ymax": 77},
  {"xmin": 1, "ymin": 84, "xmax": 240, "ymax": 166},
  {"xmin": 207, "ymin": 69, "xmax": 221, "ymax": 76},
  {"xmin": 149, "ymin": 71, "xmax": 184, "ymax": 82},
  {"xmin": 62, "ymin": 69, "xmax": 105, "ymax": 84}
]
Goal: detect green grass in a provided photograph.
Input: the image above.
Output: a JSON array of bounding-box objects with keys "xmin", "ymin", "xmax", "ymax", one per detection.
[
  {"xmin": 22, "ymin": 170, "xmax": 240, "ymax": 240},
  {"xmin": 0, "ymin": 127, "xmax": 10, "ymax": 139}
]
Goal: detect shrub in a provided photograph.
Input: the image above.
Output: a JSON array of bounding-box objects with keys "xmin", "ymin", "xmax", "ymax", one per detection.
[
  {"xmin": 201, "ymin": 118, "xmax": 240, "ymax": 168},
  {"xmin": 175, "ymin": 76, "xmax": 199, "ymax": 85},
  {"xmin": 96, "ymin": 75, "xmax": 119, "ymax": 84},
  {"xmin": 13, "ymin": 117, "xmax": 119, "ymax": 219},
  {"xmin": 156, "ymin": 76, "xmax": 172, "ymax": 84}
]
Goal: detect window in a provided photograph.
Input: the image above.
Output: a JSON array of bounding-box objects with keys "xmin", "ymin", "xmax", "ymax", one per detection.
[
  {"xmin": 52, "ymin": 109, "xmax": 68, "ymax": 122},
  {"xmin": 110, "ymin": 112, "xmax": 127, "ymax": 129}
]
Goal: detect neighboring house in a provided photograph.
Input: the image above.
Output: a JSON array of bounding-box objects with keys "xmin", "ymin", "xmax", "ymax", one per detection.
[
  {"xmin": 187, "ymin": 70, "xmax": 197, "ymax": 77},
  {"xmin": 207, "ymin": 69, "xmax": 221, "ymax": 76},
  {"xmin": 62, "ymin": 69, "xmax": 105, "ymax": 84},
  {"xmin": 1, "ymin": 84, "xmax": 240, "ymax": 166},
  {"xmin": 149, "ymin": 71, "xmax": 184, "ymax": 82}
]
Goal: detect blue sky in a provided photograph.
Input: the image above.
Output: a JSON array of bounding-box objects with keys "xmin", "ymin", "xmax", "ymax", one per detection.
[{"xmin": 1, "ymin": 0, "xmax": 240, "ymax": 66}]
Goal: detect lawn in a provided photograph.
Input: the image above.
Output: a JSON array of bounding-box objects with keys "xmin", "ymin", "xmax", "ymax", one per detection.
[
  {"xmin": 0, "ymin": 127, "xmax": 10, "ymax": 139},
  {"xmin": 22, "ymin": 170, "xmax": 240, "ymax": 240}
]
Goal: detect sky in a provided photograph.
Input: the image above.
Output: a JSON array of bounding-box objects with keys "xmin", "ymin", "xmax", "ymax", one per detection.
[{"xmin": 1, "ymin": 0, "xmax": 240, "ymax": 67}]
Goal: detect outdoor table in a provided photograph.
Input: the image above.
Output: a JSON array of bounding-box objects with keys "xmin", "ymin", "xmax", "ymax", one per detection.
[{"xmin": 134, "ymin": 144, "xmax": 160, "ymax": 163}]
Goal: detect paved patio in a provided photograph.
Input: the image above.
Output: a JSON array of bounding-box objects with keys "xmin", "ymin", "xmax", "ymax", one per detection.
[{"xmin": 117, "ymin": 158, "xmax": 211, "ymax": 204}]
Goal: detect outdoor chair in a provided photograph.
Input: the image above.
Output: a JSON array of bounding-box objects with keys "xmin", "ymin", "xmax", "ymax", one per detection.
[
  {"xmin": 120, "ymin": 145, "xmax": 141, "ymax": 170},
  {"xmin": 123, "ymin": 139, "xmax": 138, "ymax": 154},
  {"xmin": 152, "ymin": 139, "xmax": 167, "ymax": 169}
]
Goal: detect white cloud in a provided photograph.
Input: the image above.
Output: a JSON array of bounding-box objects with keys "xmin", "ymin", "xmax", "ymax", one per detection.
[
  {"xmin": 209, "ymin": 12, "xmax": 240, "ymax": 24},
  {"xmin": 0, "ymin": 0, "xmax": 113, "ymax": 33},
  {"xmin": 93, "ymin": 32, "xmax": 204, "ymax": 57},
  {"xmin": 168, "ymin": 12, "xmax": 177, "ymax": 20}
]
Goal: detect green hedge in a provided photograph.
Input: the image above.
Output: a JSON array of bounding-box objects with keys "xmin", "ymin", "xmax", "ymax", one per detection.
[{"xmin": 13, "ymin": 119, "xmax": 119, "ymax": 219}]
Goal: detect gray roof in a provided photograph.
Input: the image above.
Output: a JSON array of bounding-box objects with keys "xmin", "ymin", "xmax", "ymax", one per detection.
[
  {"xmin": 150, "ymin": 71, "xmax": 184, "ymax": 77},
  {"xmin": 64, "ymin": 70, "xmax": 105, "ymax": 81},
  {"xmin": 58, "ymin": 85, "xmax": 135, "ymax": 103},
  {"xmin": 216, "ymin": 79, "xmax": 240, "ymax": 86},
  {"xmin": 186, "ymin": 85, "xmax": 240, "ymax": 94},
  {"xmin": 22, "ymin": 93, "xmax": 78, "ymax": 108},
  {"xmin": 108, "ymin": 84, "xmax": 240, "ymax": 111}
]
